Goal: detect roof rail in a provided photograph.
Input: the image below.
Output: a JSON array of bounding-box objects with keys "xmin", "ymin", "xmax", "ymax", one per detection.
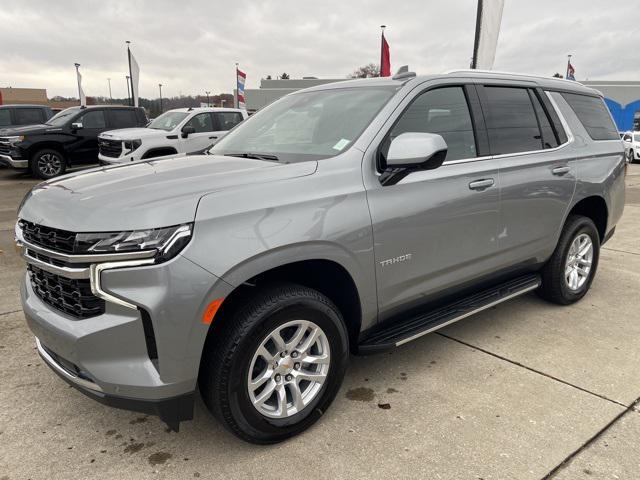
[{"xmin": 444, "ymin": 69, "xmax": 584, "ymax": 85}]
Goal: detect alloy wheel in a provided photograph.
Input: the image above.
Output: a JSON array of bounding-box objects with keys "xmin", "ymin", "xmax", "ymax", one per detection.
[
  {"xmin": 564, "ymin": 233, "xmax": 593, "ymax": 291},
  {"xmin": 247, "ymin": 319, "xmax": 331, "ymax": 419},
  {"xmin": 37, "ymin": 153, "xmax": 62, "ymax": 177}
]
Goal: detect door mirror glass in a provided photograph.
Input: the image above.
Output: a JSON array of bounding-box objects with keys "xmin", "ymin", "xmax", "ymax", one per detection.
[
  {"xmin": 386, "ymin": 132, "xmax": 448, "ymax": 170},
  {"xmin": 181, "ymin": 125, "xmax": 196, "ymax": 138},
  {"xmin": 71, "ymin": 122, "xmax": 83, "ymax": 131}
]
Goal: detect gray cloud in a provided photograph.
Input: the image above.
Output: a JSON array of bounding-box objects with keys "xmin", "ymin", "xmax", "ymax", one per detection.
[{"xmin": 1, "ymin": 0, "xmax": 638, "ymax": 99}]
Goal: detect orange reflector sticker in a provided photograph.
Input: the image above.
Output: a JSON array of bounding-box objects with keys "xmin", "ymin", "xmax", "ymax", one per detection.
[{"xmin": 202, "ymin": 298, "xmax": 224, "ymax": 325}]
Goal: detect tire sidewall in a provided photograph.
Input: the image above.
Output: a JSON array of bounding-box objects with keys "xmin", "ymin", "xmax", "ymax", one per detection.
[
  {"xmin": 558, "ymin": 219, "xmax": 600, "ymax": 302},
  {"xmin": 31, "ymin": 149, "xmax": 66, "ymax": 179},
  {"xmin": 226, "ymin": 297, "xmax": 349, "ymax": 442}
]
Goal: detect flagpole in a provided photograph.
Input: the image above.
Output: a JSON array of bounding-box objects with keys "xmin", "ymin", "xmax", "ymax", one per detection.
[
  {"xmin": 235, "ymin": 62, "xmax": 239, "ymax": 108},
  {"xmin": 74, "ymin": 63, "xmax": 82, "ymax": 106},
  {"xmin": 380, "ymin": 25, "xmax": 386, "ymax": 77},
  {"xmin": 471, "ymin": 0, "xmax": 484, "ymax": 69},
  {"xmin": 126, "ymin": 40, "xmax": 134, "ymax": 107},
  {"xmin": 566, "ymin": 54, "xmax": 572, "ymax": 79}
]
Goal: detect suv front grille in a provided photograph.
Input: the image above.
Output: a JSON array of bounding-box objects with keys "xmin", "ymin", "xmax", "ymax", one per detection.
[
  {"xmin": 99, "ymin": 138, "xmax": 123, "ymax": 158},
  {"xmin": 19, "ymin": 220, "xmax": 76, "ymax": 253},
  {"xmin": 0, "ymin": 139, "xmax": 11, "ymax": 155},
  {"xmin": 28, "ymin": 265, "xmax": 105, "ymax": 318}
]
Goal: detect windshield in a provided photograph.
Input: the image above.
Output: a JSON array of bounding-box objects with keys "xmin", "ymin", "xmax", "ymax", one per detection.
[
  {"xmin": 210, "ymin": 86, "xmax": 398, "ymax": 162},
  {"xmin": 148, "ymin": 111, "xmax": 189, "ymax": 131},
  {"xmin": 46, "ymin": 108, "xmax": 80, "ymax": 126}
]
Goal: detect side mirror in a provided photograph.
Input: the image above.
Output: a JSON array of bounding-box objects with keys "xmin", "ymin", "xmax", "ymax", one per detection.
[
  {"xmin": 181, "ymin": 125, "xmax": 196, "ymax": 138},
  {"xmin": 71, "ymin": 122, "xmax": 83, "ymax": 131},
  {"xmin": 386, "ymin": 132, "xmax": 448, "ymax": 170}
]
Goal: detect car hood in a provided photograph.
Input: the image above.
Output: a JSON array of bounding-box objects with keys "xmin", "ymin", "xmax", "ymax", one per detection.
[
  {"xmin": 0, "ymin": 124, "xmax": 50, "ymax": 136},
  {"xmin": 100, "ymin": 128, "xmax": 167, "ymax": 140},
  {"xmin": 18, "ymin": 155, "xmax": 317, "ymax": 232}
]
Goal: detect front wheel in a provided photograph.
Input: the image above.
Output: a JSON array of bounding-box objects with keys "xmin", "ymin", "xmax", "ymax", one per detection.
[
  {"xmin": 31, "ymin": 149, "xmax": 67, "ymax": 179},
  {"xmin": 538, "ymin": 215, "xmax": 600, "ymax": 305},
  {"xmin": 199, "ymin": 284, "xmax": 349, "ymax": 444}
]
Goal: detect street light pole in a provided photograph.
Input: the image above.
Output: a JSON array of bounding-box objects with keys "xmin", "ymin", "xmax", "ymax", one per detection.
[
  {"xmin": 158, "ymin": 83, "xmax": 163, "ymax": 114},
  {"xmin": 205, "ymin": 90, "xmax": 210, "ymax": 107},
  {"xmin": 107, "ymin": 78, "xmax": 112, "ymax": 101}
]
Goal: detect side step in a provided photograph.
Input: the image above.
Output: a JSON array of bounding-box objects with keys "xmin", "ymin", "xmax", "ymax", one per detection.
[{"xmin": 359, "ymin": 274, "xmax": 541, "ymax": 354}]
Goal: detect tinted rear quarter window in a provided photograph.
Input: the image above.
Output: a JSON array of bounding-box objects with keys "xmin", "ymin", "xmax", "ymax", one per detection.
[
  {"xmin": 0, "ymin": 109, "xmax": 10, "ymax": 126},
  {"xmin": 561, "ymin": 93, "xmax": 619, "ymax": 141},
  {"xmin": 15, "ymin": 108, "xmax": 44, "ymax": 125},
  {"xmin": 482, "ymin": 86, "xmax": 542, "ymax": 154},
  {"xmin": 110, "ymin": 109, "xmax": 138, "ymax": 128}
]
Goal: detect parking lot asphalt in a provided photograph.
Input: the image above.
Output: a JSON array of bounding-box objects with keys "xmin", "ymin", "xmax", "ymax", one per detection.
[{"xmin": 1, "ymin": 164, "xmax": 639, "ymax": 480}]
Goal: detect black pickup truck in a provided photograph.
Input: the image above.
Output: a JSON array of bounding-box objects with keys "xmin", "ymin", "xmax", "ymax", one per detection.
[{"xmin": 0, "ymin": 105, "xmax": 147, "ymax": 178}]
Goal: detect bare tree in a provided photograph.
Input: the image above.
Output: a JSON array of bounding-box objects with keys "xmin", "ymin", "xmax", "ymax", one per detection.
[
  {"xmin": 349, "ymin": 63, "xmax": 380, "ymax": 78},
  {"xmin": 279, "ymin": 72, "xmax": 290, "ymax": 79},
  {"xmin": 552, "ymin": 72, "xmax": 563, "ymax": 78}
]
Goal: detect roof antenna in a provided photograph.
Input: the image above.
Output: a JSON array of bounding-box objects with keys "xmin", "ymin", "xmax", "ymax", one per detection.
[{"xmin": 392, "ymin": 65, "xmax": 416, "ymax": 80}]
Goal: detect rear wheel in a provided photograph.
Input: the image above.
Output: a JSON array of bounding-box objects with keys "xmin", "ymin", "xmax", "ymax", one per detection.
[
  {"xmin": 31, "ymin": 149, "xmax": 66, "ymax": 179},
  {"xmin": 538, "ymin": 215, "xmax": 600, "ymax": 305},
  {"xmin": 199, "ymin": 284, "xmax": 349, "ymax": 444},
  {"xmin": 627, "ymin": 150, "xmax": 634, "ymax": 163}
]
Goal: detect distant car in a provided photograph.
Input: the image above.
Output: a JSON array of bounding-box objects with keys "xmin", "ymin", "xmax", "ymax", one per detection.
[
  {"xmin": 98, "ymin": 107, "xmax": 248, "ymax": 164},
  {"xmin": 0, "ymin": 105, "xmax": 54, "ymax": 129},
  {"xmin": 0, "ymin": 105, "xmax": 148, "ymax": 178},
  {"xmin": 621, "ymin": 131, "xmax": 640, "ymax": 163}
]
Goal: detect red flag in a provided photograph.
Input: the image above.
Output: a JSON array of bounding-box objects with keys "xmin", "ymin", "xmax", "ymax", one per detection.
[{"xmin": 380, "ymin": 32, "xmax": 391, "ymax": 77}]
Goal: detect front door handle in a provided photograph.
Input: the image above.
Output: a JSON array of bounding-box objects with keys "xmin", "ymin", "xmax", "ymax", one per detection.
[
  {"xmin": 469, "ymin": 178, "xmax": 495, "ymax": 190},
  {"xmin": 209, "ymin": 136, "xmax": 218, "ymax": 140},
  {"xmin": 552, "ymin": 166, "xmax": 571, "ymax": 176}
]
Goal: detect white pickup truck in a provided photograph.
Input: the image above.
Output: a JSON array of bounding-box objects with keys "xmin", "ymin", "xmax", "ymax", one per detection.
[{"xmin": 98, "ymin": 107, "xmax": 247, "ymax": 164}]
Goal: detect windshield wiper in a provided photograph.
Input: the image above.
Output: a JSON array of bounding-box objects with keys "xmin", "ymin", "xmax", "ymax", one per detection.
[{"xmin": 224, "ymin": 152, "xmax": 280, "ymax": 162}]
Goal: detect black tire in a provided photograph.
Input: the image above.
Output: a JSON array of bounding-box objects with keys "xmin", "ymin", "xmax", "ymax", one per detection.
[
  {"xmin": 31, "ymin": 148, "xmax": 67, "ymax": 179},
  {"xmin": 630, "ymin": 150, "xmax": 637, "ymax": 164},
  {"xmin": 199, "ymin": 283, "xmax": 349, "ymax": 444},
  {"xmin": 538, "ymin": 215, "xmax": 600, "ymax": 305}
]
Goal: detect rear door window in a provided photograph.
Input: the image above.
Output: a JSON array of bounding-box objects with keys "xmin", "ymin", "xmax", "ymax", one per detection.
[
  {"xmin": 15, "ymin": 108, "xmax": 44, "ymax": 125},
  {"xmin": 109, "ymin": 109, "xmax": 138, "ymax": 128},
  {"xmin": 529, "ymin": 92, "xmax": 560, "ymax": 149},
  {"xmin": 482, "ymin": 86, "xmax": 542, "ymax": 155},
  {"xmin": 561, "ymin": 93, "xmax": 619, "ymax": 141},
  {"xmin": 386, "ymin": 86, "xmax": 477, "ymax": 161},
  {"xmin": 215, "ymin": 112, "xmax": 244, "ymax": 130},
  {"xmin": 0, "ymin": 109, "xmax": 10, "ymax": 126}
]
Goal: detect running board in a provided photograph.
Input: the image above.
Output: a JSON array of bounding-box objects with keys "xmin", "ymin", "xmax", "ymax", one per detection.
[{"xmin": 358, "ymin": 274, "xmax": 541, "ymax": 354}]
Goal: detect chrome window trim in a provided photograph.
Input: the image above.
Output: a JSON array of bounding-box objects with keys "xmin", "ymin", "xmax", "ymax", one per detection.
[{"xmin": 35, "ymin": 337, "xmax": 103, "ymax": 392}]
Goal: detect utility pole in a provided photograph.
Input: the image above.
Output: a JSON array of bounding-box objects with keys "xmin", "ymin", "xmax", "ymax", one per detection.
[
  {"xmin": 158, "ymin": 83, "xmax": 163, "ymax": 114},
  {"xmin": 205, "ymin": 90, "xmax": 210, "ymax": 107},
  {"xmin": 107, "ymin": 78, "xmax": 112, "ymax": 101}
]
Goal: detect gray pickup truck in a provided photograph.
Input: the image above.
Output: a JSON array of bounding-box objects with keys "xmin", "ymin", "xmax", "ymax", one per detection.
[{"xmin": 15, "ymin": 70, "xmax": 625, "ymax": 444}]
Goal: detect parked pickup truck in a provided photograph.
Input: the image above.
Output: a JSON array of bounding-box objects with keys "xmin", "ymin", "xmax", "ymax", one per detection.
[
  {"xmin": 98, "ymin": 107, "xmax": 247, "ymax": 164},
  {"xmin": 0, "ymin": 105, "xmax": 147, "ymax": 178},
  {"xmin": 15, "ymin": 70, "xmax": 625, "ymax": 444},
  {"xmin": 0, "ymin": 104, "xmax": 54, "ymax": 129}
]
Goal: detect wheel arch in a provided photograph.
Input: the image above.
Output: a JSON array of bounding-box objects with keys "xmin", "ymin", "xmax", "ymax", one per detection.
[
  {"xmin": 141, "ymin": 147, "xmax": 178, "ymax": 159},
  {"xmin": 28, "ymin": 142, "xmax": 66, "ymax": 163},
  {"xmin": 566, "ymin": 195, "xmax": 608, "ymax": 242}
]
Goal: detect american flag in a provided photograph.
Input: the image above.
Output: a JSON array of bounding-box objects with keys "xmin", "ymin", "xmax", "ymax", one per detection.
[
  {"xmin": 566, "ymin": 62, "xmax": 576, "ymax": 81},
  {"xmin": 236, "ymin": 68, "xmax": 246, "ymax": 109}
]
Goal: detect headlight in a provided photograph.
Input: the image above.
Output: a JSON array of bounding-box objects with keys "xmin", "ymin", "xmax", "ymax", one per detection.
[
  {"xmin": 75, "ymin": 223, "xmax": 192, "ymax": 262},
  {"xmin": 124, "ymin": 139, "xmax": 142, "ymax": 153}
]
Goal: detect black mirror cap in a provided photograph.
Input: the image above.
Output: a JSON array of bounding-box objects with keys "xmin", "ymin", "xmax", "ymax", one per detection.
[
  {"xmin": 181, "ymin": 125, "xmax": 196, "ymax": 138},
  {"xmin": 379, "ymin": 149, "xmax": 447, "ymax": 186}
]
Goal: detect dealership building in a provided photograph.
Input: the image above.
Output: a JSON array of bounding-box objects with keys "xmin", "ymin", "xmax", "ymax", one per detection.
[{"xmin": 245, "ymin": 77, "xmax": 640, "ymax": 132}]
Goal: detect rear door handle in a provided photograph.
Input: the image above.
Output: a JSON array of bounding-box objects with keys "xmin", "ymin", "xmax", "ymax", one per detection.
[
  {"xmin": 468, "ymin": 178, "xmax": 495, "ymax": 190},
  {"xmin": 552, "ymin": 166, "xmax": 571, "ymax": 176},
  {"xmin": 208, "ymin": 136, "xmax": 218, "ymax": 139}
]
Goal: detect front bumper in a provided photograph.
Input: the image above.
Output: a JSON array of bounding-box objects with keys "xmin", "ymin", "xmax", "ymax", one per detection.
[
  {"xmin": 17, "ymin": 229, "xmax": 233, "ymax": 428},
  {"xmin": 0, "ymin": 153, "xmax": 28, "ymax": 169}
]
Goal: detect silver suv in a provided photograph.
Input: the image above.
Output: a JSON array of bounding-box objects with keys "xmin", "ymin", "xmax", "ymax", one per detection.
[{"xmin": 15, "ymin": 70, "xmax": 626, "ymax": 444}]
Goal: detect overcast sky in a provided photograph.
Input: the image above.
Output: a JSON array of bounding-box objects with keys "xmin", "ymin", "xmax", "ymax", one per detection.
[{"xmin": 1, "ymin": 0, "xmax": 638, "ymax": 99}]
